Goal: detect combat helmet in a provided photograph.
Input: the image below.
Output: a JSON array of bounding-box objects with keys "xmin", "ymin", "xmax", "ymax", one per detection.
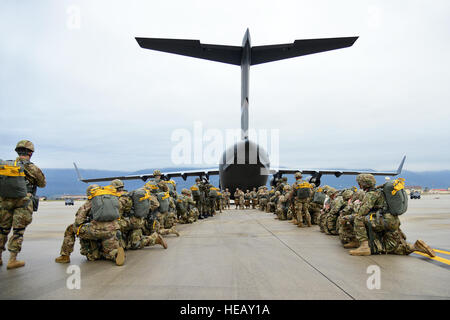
[
  {"xmin": 111, "ymin": 179, "xmax": 124, "ymax": 189},
  {"xmin": 275, "ymin": 191, "xmax": 281, "ymax": 196},
  {"xmin": 153, "ymin": 169, "xmax": 162, "ymax": 176},
  {"xmin": 15, "ymin": 140, "xmax": 35, "ymax": 153},
  {"xmin": 294, "ymin": 172, "xmax": 302, "ymax": 179},
  {"xmin": 181, "ymin": 188, "xmax": 189, "ymax": 195},
  {"xmin": 342, "ymin": 189, "xmax": 354, "ymax": 201},
  {"xmin": 356, "ymin": 174, "xmax": 376, "ymax": 189},
  {"xmin": 86, "ymin": 184, "xmax": 100, "ymax": 196}
]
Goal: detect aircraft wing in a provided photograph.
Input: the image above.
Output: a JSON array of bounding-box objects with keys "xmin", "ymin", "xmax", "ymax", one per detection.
[
  {"xmin": 270, "ymin": 156, "xmax": 406, "ymax": 178},
  {"xmin": 73, "ymin": 163, "xmax": 219, "ymax": 183},
  {"xmin": 251, "ymin": 36, "xmax": 358, "ymax": 65},
  {"xmin": 135, "ymin": 37, "xmax": 242, "ymax": 65}
]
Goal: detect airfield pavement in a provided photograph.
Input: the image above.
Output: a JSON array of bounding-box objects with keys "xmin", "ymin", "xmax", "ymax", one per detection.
[{"xmin": 0, "ymin": 194, "xmax": 449, "ymax": 300}]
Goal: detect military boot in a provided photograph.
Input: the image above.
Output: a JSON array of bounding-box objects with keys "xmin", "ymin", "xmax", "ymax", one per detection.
[
  {"xmin": 7, "ymin": 252, "xmax": 25, "ymax": 269},
  {"xmin": 291, "ymin": 219, "xmax": 298, "ymax": 224},
  {"xmin": 306, "ymin": 216, "xmax": 312, "ymax": 227},
  {"xmin": 343, "ymin": 240, "xmax": 359, "ymax": 249},
  {"xmin": 55, "ymin": 255, "xmax": 71, "ymax": 263},
  {"xmin": 349, "ymin": 241, "xmax": 371, "ymax": 256},
  {"xmin": 155, "ymin": 233, "xmax": 168, "ymax": 249},
  {"xmin": 297, "ymin": 219, "xmax": 303, "ymax": 228},
  {"xmin": 413, "ymin": 239, "xmax": 436, "ymax": 257},
  {"xmin": 115, "ymin": 247, "xmax": 125, "ymax": 266}
]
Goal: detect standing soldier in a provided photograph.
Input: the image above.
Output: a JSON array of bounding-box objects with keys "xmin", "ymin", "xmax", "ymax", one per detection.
[
  {"xmin": 250, "ymin": 187, "xmax": 258, "ymax": 209},
  {"xmin": 223, "ymin": 188, "xmax": 231, "ymax": 209},
  {"xmin": 234, "ymin": 188, "xmax": 241, "ymax": 209},
  {"xmin": 244, "ymin": 190, "xmax": 251, "ymax": 209},
  {"xmin": 292, "ymin": 172, "xmax": 312, "ymax": 228},
  {"xmin": 238, "ymin": 189, "xmax": 245, "ymax": 210},
  {"xmin": 191, "ymin": 178, "xmax": 205, "ymax": 219},
  {"xmin": 0, "ymin": 140, "xmax": 46, "ymax": 269}
]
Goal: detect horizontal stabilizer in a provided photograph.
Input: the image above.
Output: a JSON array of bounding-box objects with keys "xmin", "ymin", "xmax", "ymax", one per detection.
[
  {"xmin": 135, "ymin": 38, "xmax": 242, "ymax": 65},
  {"xmin": 251, "ymin": 36, "xmax": 358, "ymax": 65}
]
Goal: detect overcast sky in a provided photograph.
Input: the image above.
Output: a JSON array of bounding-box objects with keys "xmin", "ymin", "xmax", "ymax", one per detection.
[{"xmin": 1, "ymin": 0, "xmax": 449, "ymax": 172}]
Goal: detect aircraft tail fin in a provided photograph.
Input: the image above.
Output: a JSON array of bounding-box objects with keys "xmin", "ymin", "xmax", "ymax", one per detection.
[
  {"xmin": 135, "ymin": 38, "xmax": 242, "ymax": 65},
  {"xmin": 251, "ymin": 36, "xmax": 358, "ymax": 65}
]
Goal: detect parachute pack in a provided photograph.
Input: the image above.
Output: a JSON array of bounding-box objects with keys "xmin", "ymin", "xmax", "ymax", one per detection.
[
  {"xmin": 295, "ymin": 181, "xmax": 312, "ymax": 199},
  {"xmin": 130, "ymin": 188, "xmax": 151, "ymax": 218},
  {"xmin": 312, "ymin": 187, "xmax": 326, "ymax": 204},
  {"xmin": 382, "ymin": 178, "xmax": 408, "ymax": 216},
  {"xmin": 0, "ymin": 160, "xmax": 28, "ymax": 198},
  {"xmin": 209, "ymin": 187, "xmax": 219, "ymax": 198},
  {"xmin": 156, "ymin": 192, "xmax": 170, "ymax": 212},
  {"xmin": 88, "ymin": 186, "xmax": 120, "ymax": 222},
  {"xmin": 190, "ymin": 185, "xmax": 201, "ymax": 198}
]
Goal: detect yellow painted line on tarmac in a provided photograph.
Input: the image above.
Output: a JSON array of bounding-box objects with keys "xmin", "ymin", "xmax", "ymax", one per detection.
[
  {"xmin": 414, "ymin": 251, "xmax": 450, "ymax": 266},
  {"xmin": 434, "ymin": 249, "xmax": 450, "ymax": 256}
]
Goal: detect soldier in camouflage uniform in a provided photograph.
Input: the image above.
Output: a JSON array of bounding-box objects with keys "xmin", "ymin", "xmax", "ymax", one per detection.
[
  {"xmin": 143, "ymin": 178, "xmax": 179, "ymax": 237},
  {"xmin": 337, "ymin": 189, "xmax": 365, "ymax": 248},
  {"xmin": 191, "ymin": 178, "xmax": 205, "ymax": 218},
  {"xmin": 308, "ymin": 185, "xmax": 324, "ymax": 225},
  {"xmin": 244, "ymin": 190, "xmax": 251, "ymax": 209},
  {"xmin": 349, "ymin": 174, "xmax": 436, "ymax": 257},
  {"xmin": 276, "ymin": 188, "xmax": 290, "ymax": 220},
  {"xmin": 267, "ymin": 190, "xmax": 278, "ymax": 214},
  {"xmin": 259, "ymin": 187, "xmax": 269, "ymax": 211},
  {"xmin": 324, "ymin": 189, "xmax": 349, "ymax": 235},
  {"xmin": 250, "ymin": 187, "xmax": 258, "ymax": 209},
  {"xmin": 292, "ymin": 172, "xmax": 312, "ymax": 228},
  {"xmin": 234, "ymin": 188, "xmax": 241, "ymax": 209},
  {"xmin": 0, "ymin": 140, "xmax": 46, "ymax": 269},
  {"xmin": 223, "ymin": 188, "xmax": 231, "ymax": 209},
  {"xmin": 113, "ymin": 179, "xmax": 167, "ymax": 251},
  {"xmin": 55, "ymin": 184, "xmax": 125, "ymax": 266},
  {"xmin": 319, "ymin": 187, "xmax": 336, "ymax": 232}
]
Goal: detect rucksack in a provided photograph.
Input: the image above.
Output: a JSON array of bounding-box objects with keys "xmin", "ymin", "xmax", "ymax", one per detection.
[
  {"xmin": 176, "ymin": 197, "xmax": 187, "ymax": 215},
  {"xmin": 295, "ymin": 181, "xmax": 312, "ymax": 199},
  {"xmin": 190, "ymin": 184, "xmax": 201, "ymax": 198},
  {"xmin": 156, "ymin": 192, "xmax": 170, "ymax": 213},
  {"xmin": 312, "ymin": 187, "xmax": 326, "ymax": 204},
  {"xmin": 0, "ymin": 159, "xmax": 28, "ymax": 198},
  {"xmin": 382, "ymin": 178, "xmax": 408, "ymax": 216},
  {"xmin": 209, "ymin": 187, "xmax": 219, "ymax": 198},
  {"xmin": 130, "ymin": 188, "xmax": 151, "ymax": 218},
  {"xmin": 165, "ymin": 180, "xmax": 176, "ymax": 197},
  {"xmin": 89, "ymin": 186, "xmax": 120, "ymax": 222}
]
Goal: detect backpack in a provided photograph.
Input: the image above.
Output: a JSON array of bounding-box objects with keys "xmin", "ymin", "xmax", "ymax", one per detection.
[
  {"xmin": 165, "ymin": 180, "xmax": 176, "ymax": 197},
  {"xmin": 295, "ymin": 181, "xmax": 312, "ymax": 199},
  {"xmin": 382, "ymin": 178, "xmax": 408, "ymax": 216},
  {"xmin": 312, "ymin": 187, "xmax": 326, "ymax": 204},
  {"xmin": 208, "ymin": 187, "xmax": 219, "ymax": 198},
  {"xmin": 0, "ymin": 159, "xmax": 28, "ymax": 198},
  {"xmin": 176, "ymin": 197, "xmax": 187, "ymax": 215},
  {"xmin": 156, "ymin": 192, "xmax": 170, "ymax": 212},
  {"xmin": 130, "ymin": 188, "xmax": 151, "ymax": 218},
  {"xmin": 190, "ymin": 184, "xmax": 201, "ymax": 198},
  {"xmin": 89, "ymin": 186, "xmax": 120, "ymax": 222}
]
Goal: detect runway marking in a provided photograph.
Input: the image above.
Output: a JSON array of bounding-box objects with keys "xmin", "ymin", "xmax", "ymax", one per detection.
[
  {"xmin": 413, "ymin": 251, "xmax": 450, "ymax": 266},
  {"xmin": 433, "ymin": 249, "xmax": 450, "ymax": 256}
]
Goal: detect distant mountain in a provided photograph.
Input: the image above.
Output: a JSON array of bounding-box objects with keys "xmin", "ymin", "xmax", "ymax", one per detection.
[{"xmin": 39, "ymin": 167, "xmax": 450, "ymax": 198}]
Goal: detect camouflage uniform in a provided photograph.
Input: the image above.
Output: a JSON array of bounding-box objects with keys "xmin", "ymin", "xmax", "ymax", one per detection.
[
  {"xmin": 349, "ymin": 174, "xmax": 435, "ymax": 257},
  {"xmin": 259, "ymin": 188, "xmax": 269, "ymax": 211},
  {"xmin": 308, "ymin": 186, "xmax": 324, "ymax": 225},
  {"xmin": 0, "ymin": 153, "xmax": 46, "ymax": 267},
  {"xmin": 325, "ymin": 193, "xmax": 346, "ymax": 235},
  {"xmin": 292, "ymin": 173, "xmax": 312, "ymax": 227},
  {"xmin": 337, "ymin": 190, "xmax": 364, "ymax": 246},
  {"xmin": 275, "ymin": 191, "xmax": 288, "ymax": 220},
  {"xmin": 223, "ymin": 189, "xmax": 231, "ymax": 209},
  {"xmin": 234, "ymin": 189, "xmax": 241, "ymax": 209},
  {"xmin": 250, "ymin": 188, "xmax": 258, "ymax": 209},
  {"xmin": 244, "ymin": 191, "xmax": 251, "ymax": 209}
]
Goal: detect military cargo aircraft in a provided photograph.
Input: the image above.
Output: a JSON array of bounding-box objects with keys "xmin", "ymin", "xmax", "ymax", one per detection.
[{"xmin": 74, "ymin": 29, "xmax": 405, "ymax": 193}]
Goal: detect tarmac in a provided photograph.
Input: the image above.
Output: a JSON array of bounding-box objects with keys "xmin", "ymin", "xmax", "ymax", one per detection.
[{"xmin": 0, "ymin": 194, "xmax": 449, "ymax": 300}]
